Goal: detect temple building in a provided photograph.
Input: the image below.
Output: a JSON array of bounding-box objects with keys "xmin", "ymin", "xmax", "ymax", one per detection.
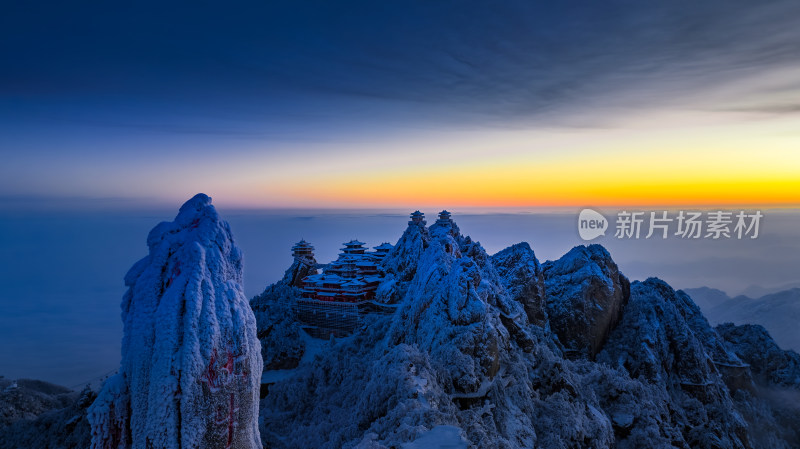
[
  {"xmin": 436, "ymin": 210, "xmax": 452, "ymax": 224},
  {"xmin": 373, "ymin": 242, "xmax": 393, "ymax": 259},
  {"xmin": 292, "ymin": 212, "xmax": 441, "ymax": 335},
  {"xmin": 291, "ymin": 240, "xmax": 315, "ymax": 260},
  {"xmin": 409, "ymin": 210, "xmax": 426, "ymax": 226},
  {"xmin": 299, "ymin": 240, "xmax": 389, "ymax": 303}
]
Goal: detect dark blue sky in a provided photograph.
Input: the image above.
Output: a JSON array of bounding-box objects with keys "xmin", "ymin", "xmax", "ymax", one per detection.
[
  {"xmin": 5, "ymin": 0, "xmax": 799, "ymax": 129},
  {"xmin": 1, "ymin": 0, "xmax": 799, "ymax": 206}
]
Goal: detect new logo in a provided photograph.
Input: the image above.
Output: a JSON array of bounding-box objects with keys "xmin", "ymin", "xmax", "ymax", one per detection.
[{"xmin": 578, "ymin": 209, "xmax": 608, "ymax": 241}]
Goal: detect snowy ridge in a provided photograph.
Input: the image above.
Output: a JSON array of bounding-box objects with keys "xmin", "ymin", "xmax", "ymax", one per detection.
[
  {"xmin": 89, "ymin": 194, "xmax": 262, "ymax": 449},
  {"xmin": 255, "ymin": 212, "xmax": 800, "ymax": 448}
]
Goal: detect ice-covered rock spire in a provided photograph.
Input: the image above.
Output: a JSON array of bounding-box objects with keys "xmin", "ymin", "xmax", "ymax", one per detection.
[{"xmin": 88, "ymin": 193, "xmax": 262, "ymax": 449}]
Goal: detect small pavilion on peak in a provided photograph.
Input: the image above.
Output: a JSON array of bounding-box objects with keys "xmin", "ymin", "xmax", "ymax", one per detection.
[
  {"xmin": 408, "ymin": 210, "xmax": 426, "ymax": 226},
  {"xmin": 291, "ymin": 240, "xmax": 315, "ymax": 259},
  {"xmin": 436, "ymin": 210, "xmax": 452, "ymax": 224}
]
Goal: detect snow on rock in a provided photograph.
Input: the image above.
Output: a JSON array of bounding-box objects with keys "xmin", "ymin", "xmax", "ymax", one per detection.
[
  {"xmin": 386, "ymin": 216, "xmax": 506, "ymax": 397},
  {"xmin": 599, "ymin": 278, "xmax": 750, "ymax": 448},
  {"xmin": 543, "ymin": 245, "xmax": 630, "ymax": 359},
  {"xmin": 88, "ymin": 193, "xmax": 262, "ymax": 449},
  {"xmin": 716, "ymin": 323, "xmax": 800, "ymax": 389},
  {"xmin": 280, "ymin": 252, "xmax": 318, "ymax": 289},
  {"xmin": 491, "ymin": 242, "xmax": 547, "ymax": 327},
  {"xmin": 378, "ymin": 214, "xmax": 431, "ymax": 303},
  {"xmin": 671, "ymin": 289, "xmax": 755, "ymax": 394},
  {"xmin": 0, "ymin": 378, "xmax": 76, "ymax": 428},
  {"xmin": 0, "ymin": 385, "xmax": 96, "ymax": 449},
  {"xmin": 249, "ymin": 240, "xmax": 320, "ymax": 373},
  {"xmin": 716, "ymin": 323, "xmax": 800, "ymax": 446},
  {"xmin": 250, "ymin": 283, "xmax": 306, "ymax": 372},
  {"xmin": 400, "ymin": 425, "xmax": 469, "ymax": 449},
  {"xmin": 673, "ymin": 289, "xmax": 745, "ymax": 369}
]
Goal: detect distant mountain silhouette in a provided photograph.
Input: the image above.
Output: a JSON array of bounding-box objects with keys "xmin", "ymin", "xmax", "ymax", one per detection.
[{"xmin": 683, "ymin": 287, "xmax": 800, "ymax": 352}]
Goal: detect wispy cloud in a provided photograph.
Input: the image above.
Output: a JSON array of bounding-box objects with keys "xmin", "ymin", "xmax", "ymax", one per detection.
[{"xmin": 3, "ymin": 0, "xmax": 800, "ymax": 133}]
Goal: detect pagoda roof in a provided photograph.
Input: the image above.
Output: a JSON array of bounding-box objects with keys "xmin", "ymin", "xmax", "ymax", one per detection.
[
  {"xmin": 342, "ymin": 279, "xmax": 365, "ymax": 286},
  {"xmin": 343, "ymin": 239, "xmax": 366, "ymax": 246},
  {"xmin": 373, "ymin": 242, "xmax": 393, "ymax": 250},
  {"xmin": 292, "ymin": 239, "xmax": 314, "ymax": 249}
]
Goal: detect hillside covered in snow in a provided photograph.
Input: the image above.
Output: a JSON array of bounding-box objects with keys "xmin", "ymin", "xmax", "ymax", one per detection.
[{"xmin": 253, "ymin": 211, "xmax": 800, "ymax": 449}]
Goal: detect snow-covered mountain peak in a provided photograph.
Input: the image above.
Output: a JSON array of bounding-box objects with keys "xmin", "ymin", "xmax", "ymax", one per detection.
[
  {"xmin": 543, "ymin": 244, "xmax": 630, "ymax": 359},
  {"xmin": 89, "ymin": 194, "xmax": 261, "ymax": 449}
]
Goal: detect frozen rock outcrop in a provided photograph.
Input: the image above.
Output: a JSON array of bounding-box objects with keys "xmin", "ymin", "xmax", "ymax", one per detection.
[
  {"xmin": 717, "ymin": 323, "xmax": 800, "ymax": 446},
  {"xmin": 281, "ymin": 243, "xmax": 317, "ymax": 288},
  {"xmin": 491, "ymin": 242, "xmax": 548, "ymax": 327},
  {"xmin": 250, "ymin": 283, "xmax": 305, "ymax": 372},
  {"xmin": 88, "ymin": 194, "xmax": 262, "ymax": 449},
  {"xmin": 249, "ymin": 241, "xmax": 317, "ymax": 372},
  {"xmin": 543, "ymin": 245, "xmax": 630, "ymax": 359},
  {"xmin": 716, "ymin": 323, "xmax": 800, "ymax": 389},
  {"xmin": 378, "ymin": 211, "xmax": 431, "ymax": 304},
  {"xmin": 599, "ymin": 278, "xmax": 750, "ymax": 448}
]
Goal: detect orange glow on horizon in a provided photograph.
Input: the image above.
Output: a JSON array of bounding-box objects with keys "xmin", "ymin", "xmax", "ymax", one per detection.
[{"xmin": 171, "ymin": 108, "xmax": 800, "ymax": 211}]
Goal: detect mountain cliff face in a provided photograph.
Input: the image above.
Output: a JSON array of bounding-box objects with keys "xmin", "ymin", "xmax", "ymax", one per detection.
[
  {"xmin": 716, "ymin": 323, "xmax": 800, "ymax": 389},
  {"xmin": 716, "ymin": 324, "xmax": 800, "ymax": 447},
  {"xmin": 598, "ymin": 279, "xmax": 751, "ymax": 448},
  {"xmin": 377, "ymin": 215, "xmax": 431, "ymax": 304},
  {"xmin": 89, "ymin": 194, "xmax": 262, "ymax": 449},
  {"xmin": 250, "ymin": 271, "xmax": 308, "ymax": 372},
  {"xmin": 491, "ymin": 242, "xmax": 547, "ymax": 327},
  {"xmin": 542, "ymin": 245, "xmax": 629, "ymax": 359},
  {"xmin": 255, "ymin": 213, "xmax": 799, "ymax": 449}
]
